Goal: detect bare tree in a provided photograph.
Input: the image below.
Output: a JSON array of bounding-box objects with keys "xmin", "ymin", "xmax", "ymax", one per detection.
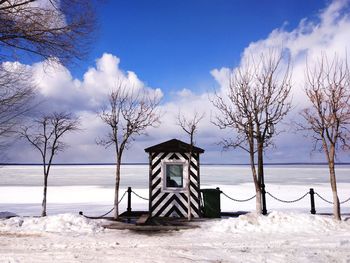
[
  {"xmin": 98, "ymin": 84, "xmax": 161, "ymax": 219},
  {"xmin": 211, "ymin": 50, "xmax": 292, "ymax": 214},
  {"xmin": 0, "ymin": 0, "xmax": 96, "ymax": 65},
  {"xmin": 0, "ymin": 0, "xmax": 97, "ymax": 155},
  {"xmin": 20, "ymin": 112, "xmax": 80, "ymax": 216},
  {"xmin": 177, "ymin": 111, "xmax": 205, "ymax": 221},
  {"xmin": 0, "ymin": 64, "xmax": 35, "ymax": 153},
  {"xmin": 300, "ymin": 53, "xmax": 350, "ymax": 221}
]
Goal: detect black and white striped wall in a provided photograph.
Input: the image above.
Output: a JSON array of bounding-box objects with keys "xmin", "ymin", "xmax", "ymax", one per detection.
[{"xmin": 145, "ymin": 139, "xmax": 204, "ymax": 218}]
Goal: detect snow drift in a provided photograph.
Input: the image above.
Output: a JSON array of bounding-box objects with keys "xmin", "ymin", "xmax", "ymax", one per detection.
[
  {"xmin": 206, "ymin": 211, "xmax": 350, "ymax": 234},
  {"xmin": 1, "ymin": 212, "xmax": 350, "ymax": 262},
  {"xmin": 0, "ymin": 213, "xmax": 104, "ymax": 234},
  {"xmin": 1, "ymin": 211, "xmax": 349, "ymax": 235}
]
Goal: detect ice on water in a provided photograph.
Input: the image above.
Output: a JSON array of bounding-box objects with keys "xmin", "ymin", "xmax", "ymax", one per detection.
[{"xmin": 0, "ymin": 164, "xmax": 349, "ymax": 216}]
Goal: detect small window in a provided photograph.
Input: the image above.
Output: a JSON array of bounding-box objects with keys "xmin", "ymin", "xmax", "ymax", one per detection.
[{"xmin": 166, "ymin": 164, "xmax": 183, "ymax": 188}]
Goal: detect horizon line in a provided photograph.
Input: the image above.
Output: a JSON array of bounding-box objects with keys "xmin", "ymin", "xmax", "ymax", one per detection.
[{"xmin": 1, "ymin": 162, "xmax": 350, "ymax": 166}]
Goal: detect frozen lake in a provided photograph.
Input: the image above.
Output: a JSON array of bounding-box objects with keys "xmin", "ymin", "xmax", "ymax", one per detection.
[
  {"xmin": 2, "ymin": 164, "xmax": 350, "ymax": 187},
  {"xmin": 0, "ymin": 164, "xmax": 349, "ymax": 216}
]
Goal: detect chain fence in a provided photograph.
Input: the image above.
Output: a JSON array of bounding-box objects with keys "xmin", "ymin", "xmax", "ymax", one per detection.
[
  {"xmin": 315, "ymin": 192, "xmax": 333, "ymax": 204},
  {"xmin": 97, "ymin": 190, "xmax": 128, "ymax": 217},
  {"xmin": 80, "ymin": 190, "xmax": 127, "ymax": 218},
  {"xmin": 221, "ymin": 191, "xmax": 256, "ymax": 202},
  {"xmin": 219, "ymin": 189, "xmax": 350, "ymax": 206},
  {"xmin": 96, "ymin": 207, "xmax": 115, "ymax": 218},
  {"xmin": 132, "ymin": 190, "xmax": 149, "ymax": 201},
  {"xmin": 221, "ymin": 188, "xmax": 350, "ymax": 214},
  {"xmin": 222, "ymin": 189, "xmax": 350, "ymax": 206},
  {"xmin": 81, "ymin": 187, "xmax": 350, "ymax": 218},
  {"xmin": 341, "ymin": 197, "xmax": 350, "ymax": 204},
  {"xmin": 118, "ymin": 190, "xmax": 128, "ymax": 204},
  {"xmin": 266, "ymin": 191, "xmax": 309, "ymax": 203},
  {"xmin": 315, "ymin": 192, "xmax": 350, "ymax": 205}
]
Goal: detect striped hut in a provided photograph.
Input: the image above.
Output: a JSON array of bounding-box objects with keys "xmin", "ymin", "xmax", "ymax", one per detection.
[{"xmin": 145, "ymin": 139, "xmax": 205, "ymax": 218}]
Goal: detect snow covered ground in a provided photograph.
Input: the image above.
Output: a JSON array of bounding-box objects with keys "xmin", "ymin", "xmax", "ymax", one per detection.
[
  {"xmin": 0, "ymin": 183, "xmax": 349, "ymax": 216},
  {"xmin": 0, "ymin": 212, "xmax": 350, "ymax": 262},
  {"xmin": 0, "ymin": 165, "xmax": 350, "ymax": 262}
]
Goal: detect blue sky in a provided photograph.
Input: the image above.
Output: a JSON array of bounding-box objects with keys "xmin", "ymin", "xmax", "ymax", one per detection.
[
  {"xmin": 80, "ymin": 0, "xmax": 327, "ymax": 98},
  {"xmin": 5, "ymin": 0, "xmax": 350, "ymax": 163}
]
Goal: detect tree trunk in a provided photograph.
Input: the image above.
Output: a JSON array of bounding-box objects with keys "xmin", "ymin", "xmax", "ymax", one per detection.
[
  {"xmin": 255, "ymin": 187, "xmax": 262, "ymax": 213},
  {"xmin": 253, "ymin": 166, "xmax": 262, "ymax": 214},
  {"xmin": 41, "ymin": 173, "xmax": 48, "ymax": 217},
  {"xmin": 114, "ymin": 156, "xmax": 121, "ymax": 220},
  {"xmin": 187, "ymin": 151, "xmax": 192, "ymax": 221},
  {"xmin": 187, "ymin": 136, "xmax": 193, "ymax": 221},
  {"xmin": 248, "ymin": 143, "xmax": 261, "ymax": 214},
  {"xmin": 328, "ymin": 146, "xmax": 341, "ymax": 220}
]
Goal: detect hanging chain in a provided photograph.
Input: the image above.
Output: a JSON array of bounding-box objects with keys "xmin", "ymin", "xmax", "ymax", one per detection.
[
  {"xmin": 266, "ymin": 191, "xmax": 309, "ymax": 203},
  {"xmin": 132, "ymin": 190, "xmax": 149, "ymax": 200},
  {"xmin": 80, "ymin": 190, "xmax": 127, "ymax": 218},
  {"xmin": 221, "ymin": 191, "xmax": 256, "ymax": 202},
  {"xmin": 98, "ymin": 190, "xmax": 127, "ymax": 217},
  {"xmin": 97, "ymin": 207, "xmax": 115, "ymax": 218},
  {"xmin": 118, "ymin": 190, "xmax": 127, "ymax": 204},
  {"xmin": 340, "ymin": 197, "xmax": 350, "ymax": 204},
  {"xmin": 315, "ymin": 192, "xmax": 333, "ymax": 204},
  {"xmin": 315, "ymin": 193, "xmax": 350, "ymax": 205}
]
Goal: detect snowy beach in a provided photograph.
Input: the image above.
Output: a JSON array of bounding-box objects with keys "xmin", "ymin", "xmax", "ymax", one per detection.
[
  {"xmin": 1, "ymin": 164, "xmax": 350, "ymax": 262},
  {"xmin": 0, "ymin": 212, "xmax": 350, "ymax": 262}
]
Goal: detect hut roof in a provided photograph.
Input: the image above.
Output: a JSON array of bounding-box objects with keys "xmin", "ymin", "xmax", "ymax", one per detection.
[{"xmin": 144, "ymin": 139, "xmax": 205, "ymax": 154}]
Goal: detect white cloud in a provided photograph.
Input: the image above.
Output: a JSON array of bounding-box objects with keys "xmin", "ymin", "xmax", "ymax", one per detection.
[
  {"xmin": 5, "ymin": 0, "xmax": 350, "ymax": 164},
  {"xmin": 210, "ymin": 0, "xmax": 350, "ymax": 162},
  {"xmin": 239, "ymin": 0, "xmax": 350, "ymax": 102},
  {"xmin": 177, "ymin": 88, "xmax": 194, "ymax": 98},
  {"xmin": 5, "ymin": 53, "xmax": 164, "ymax": 163},
  {"xmin": 30, "ymin": 53, "xmax": 163, "ymax": 112},
  {"xmin": 210, "ymin": 68, "xmax": 231, "ymax": 91}
]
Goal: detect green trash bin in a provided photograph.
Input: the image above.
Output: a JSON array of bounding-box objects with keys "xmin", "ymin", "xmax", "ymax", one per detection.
[{"xmin": 201, "ymin": 188, "xmax": 221, "ymax": 218}]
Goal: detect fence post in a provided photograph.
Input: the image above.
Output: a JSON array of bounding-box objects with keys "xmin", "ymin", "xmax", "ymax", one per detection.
[
  {"xmin": 309, "ymin": 188, "xmax": 316, "ymax": 215},
  {"xmin": 261, "ymin": 183, "xmax": 267, "ymax": 215},
  {"xmin": 127, "ymin": 187, "xmax": 132, "ymax": 215}
]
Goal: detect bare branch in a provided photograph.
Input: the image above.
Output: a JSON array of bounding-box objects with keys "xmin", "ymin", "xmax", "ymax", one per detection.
[
  {"xmin": 176, "ymin": 110, "xmax": 204, "ymax": 221},
  {"xmin": 19, "ymin": 111, "xmax": 80, "ymax": 164},
  {"xmin": 0, "ymin": 0, "xmax": 97, "ymax": 65},
  {"xmin": 300, "ymin": 52, "xmax": 350, "ymax": 220},
  {"xmin": 300, "ymin": 53, "xmax": 350, "ymax": 153},
  {"xmin": 19, "ymin": 111, "xmax": 80, "ymax": 216},
  {"xmin": 177, "ymin": 111, "xmax": 205, "ymax": 145},
  {"xmin": 210, "ymin": 48, "xmax": 292, "ymax": 214},
  {"xmin": 0, "ymin": 63, "xmax": 36, "ymax": 153},
  {"xmin": 97, "ymin": 82, "xmax": 161, "ymax": 219}
]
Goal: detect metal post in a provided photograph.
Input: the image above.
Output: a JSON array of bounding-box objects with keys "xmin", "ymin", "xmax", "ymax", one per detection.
[
  {"xmin": 309, "ymin": 188, "xmax": 316, "ymax": 214},
  {"xmin": 127, "ymin": 187, "xmax": 132, "ymax": 214},
  {"xmin": 216, "ymin": 187, "xmax": 221, "ymax": 217},
  {"xmin": 261, "ymin": 183, "xmax": 267, "ymax": 215},
  {"xmin": 257, "ymin": 142, "xmax": 267, "ymax": 215}
]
